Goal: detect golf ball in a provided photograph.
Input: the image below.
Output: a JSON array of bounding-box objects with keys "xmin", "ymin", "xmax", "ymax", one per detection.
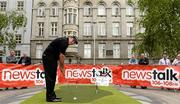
[{"xmin": 73, "ymin": 97, "xmax": 77, "ymax": 100}]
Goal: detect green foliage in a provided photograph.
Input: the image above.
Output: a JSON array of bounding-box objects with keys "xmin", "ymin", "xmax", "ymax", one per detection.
[
  {"xmin": 135, "ymin": 0, "xmax": 180, "ymax": 59},
  {"xmin": 0, "ymin": 13, "xmax": 8, "ymax": 30},
  {"xmin": 10, "ymin": 11, "xmax": 26, "ymax": 30},
  {"xmin": 0, "ymin": 11, "xmax": 26, "ymax": 51}
]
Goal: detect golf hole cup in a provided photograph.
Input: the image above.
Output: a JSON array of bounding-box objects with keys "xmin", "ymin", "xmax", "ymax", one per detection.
[{"xmin": 73, "ymin": 97, "xmax": 77, "ymax": 100}]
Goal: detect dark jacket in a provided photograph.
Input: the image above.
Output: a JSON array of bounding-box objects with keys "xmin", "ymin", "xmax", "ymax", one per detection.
[
  {"xmin": 138, "ymin": 57, "xmax": 149, "ymax": 65},
  {"xmin": 18, "ymin": 56, "xmax": 31, "ymax": 65}
]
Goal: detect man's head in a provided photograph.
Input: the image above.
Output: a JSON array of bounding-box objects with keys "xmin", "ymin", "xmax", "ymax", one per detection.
[
  {"xmin": 23, "ymin": 53, "xmax": 27, "ymax": 57},
  {"xmin": 162, "ymin": 53, "xmax": 167, "ymax": 59},
  {"xmin": 140, "ymin": 53, "xmax": 145, "ymax": 58},
  {"xmin": 176, "ymin": 54, "xmax": 180, "ymax": 60},
  {"xmin": 10, "ymin": 50, "xmax": 15, "ymax": 56},
  {"xmin": 68, "ymin": 36, "xmax": 78, "ymax": 45},
  {"xmin": 131, "ymin": 54, "xmax": 135, "ymax": 59}
]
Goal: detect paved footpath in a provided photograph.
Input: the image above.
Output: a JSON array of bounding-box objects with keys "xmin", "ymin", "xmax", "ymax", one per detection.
[
  {"xmin": 0, "ymin": 86, "xmax": 44, "ymax": 104},
  {"xmin": 115, "ymin": 85, "xmax": 180, "ymax": 104},
  {"xmin": 1, "ymin": 85, "xmax": 179, "ymax": 104}
]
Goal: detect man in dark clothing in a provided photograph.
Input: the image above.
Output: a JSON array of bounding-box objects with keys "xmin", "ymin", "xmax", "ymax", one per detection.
[
  {"xmin": 130, "ymin": 53, "xmax": 149, "ymax": 89},
  {"xmin": 139, "ymin": 53, "xmax": 149, "ymax": 89},
  {"xmin": 18, "ymin": 53, "xmax": 31, "ymax": 65},
  {"xmin": 138, "ymin": 53, "xmax": 149, "ymax": 65},
  {"xmin": 42, "ymin": 36, "xmax": 78, "ymax": 102},
  {"xmin": 18, "ymin": 53, "xmax": 31, "ymax": 89}
]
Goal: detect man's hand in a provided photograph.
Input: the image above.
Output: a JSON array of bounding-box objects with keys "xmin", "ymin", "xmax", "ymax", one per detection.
[
  {"xmin": 59, "ymin": 53, "xmax": 65, "ymax": 76},
  {"xmin": 60, "ymin": 68, "xmax": 65, "ymax": 76}
]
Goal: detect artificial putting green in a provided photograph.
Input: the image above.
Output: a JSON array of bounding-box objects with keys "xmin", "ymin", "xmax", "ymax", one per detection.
[{"xmin": 21, "ymin": 85, "xmax": 140, "ymax": 104}]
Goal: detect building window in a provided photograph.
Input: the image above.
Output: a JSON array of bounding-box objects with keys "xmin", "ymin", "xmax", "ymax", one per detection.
[
  {"xmin": 64, "ymin": 30, "xmax": 77, "ymax": 37},
  {"xmin": 51, "ymin": 22, "xmax": 57, "ymax": 36},
  {"xmin": 15, "ymin": 34, "xmax": 22, "ymax": 44},
  {"xmin": 98, "ymin": 22, "xmax": 106, "ymax": 36},
  {"xmin": 0, "ymin": 1, "xmax": 6, "ymax": 11},
  {"xmin": 84, "ymin": 5, "xmax": 91, "ymax": 16},
  {"xmin": 113, "ymin": 43, "xmax": 120, "ymax": 58},
  {"xmin": 36, "ymin": 44, "xmax": 43, "ymax": 59},
  {"xmin": 112, "ymin": 4, "xmax": 119, "ymax": 16},
  {"xmin": 83, "ymin": 23, "xmax": 91, "ymax": 36},
  {"xmin": 128, "ymin": 44, "xmax": 134, "ymax": 58},
  {"xmin": 50, "ymin": 2, "xmax": 58, "ymax": 17},
  {"xmin": 84, "ymin": 44, "xmax": 91, "ymax": 58},
  {"xmin": 51, "ymin": 7, "xmax": 58, "ymax": 17},
  {"xmin": 64, "ymin": 8, "xmax": 77, "ymax": 24},
  {"xmin": 73, "ymin": 9, "xmax": 77, "ymax": 24},
  {"xmin": 15, "ymin": 50, "xmax": 21, "ymax": 59},
  {"xmin": 126, "ymin": 5, "xmax": 134, "ymax": 16},
  {"xmin": 68, "ymin": 8, "xmax": 72, "ymax": 24},
  {"xmin": 98, "ymin": 4, "xmax": 106, "ymax": 16},
  {"xmin": 38, "ymin": 22, "xmax": 44, "ymax": 37},
  {"xmin": 112, "ymin": 22, "xmax": 120, "ymax": 36},
  {"xmin": 37, "ymin": 7, "xmax": 45, "ymax": 17},
  {"xmin": 17, "ymin": 1, "xmax": 24, "ymax": 11},
  {"xmin": 98, "ymin": 43, "xmax": 106, "ymax": 58},
  {"xmin": 127, "ymin": 22, "xmax": 133, "ymax": 36}
]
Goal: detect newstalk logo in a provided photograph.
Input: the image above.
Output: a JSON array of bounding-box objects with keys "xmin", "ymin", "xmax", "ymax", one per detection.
[
  {"xmin": 65, "ymin": 66, "xmax": 113, "ymax": 83},
  {"xmin": 122, "ymin": 67, "xmax": 180, "ymax": 88},
  {"xmin": 2, "ymin": 68, "xmax": 46, "ymax": 85}
]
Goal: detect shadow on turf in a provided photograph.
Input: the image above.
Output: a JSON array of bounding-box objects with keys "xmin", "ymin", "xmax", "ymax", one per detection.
[{"xmin": 56, "ymin": 85, "xmax": 113, "ymax": 103}]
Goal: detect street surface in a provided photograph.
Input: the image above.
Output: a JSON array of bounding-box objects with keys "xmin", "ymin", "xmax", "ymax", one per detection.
[
  {"xmin": 0, "ymin": 86, "xmax": 43, "ymax": 104},
  {"xmin": 116, "ymin": 85, "xmax": 180, "ymax": 104},
  {"xmin": 0, "ymin": 85, "xmax": 179, "ymax": 104}
]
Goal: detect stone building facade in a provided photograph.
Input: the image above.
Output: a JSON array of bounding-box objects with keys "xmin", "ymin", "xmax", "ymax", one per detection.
[{"xmin": 31, "ymin": 0, "xmax": 144, "ymax": 64}]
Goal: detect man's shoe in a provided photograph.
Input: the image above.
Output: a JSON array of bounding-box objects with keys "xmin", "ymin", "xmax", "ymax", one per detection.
[
  {"xmin": 46, "ymin": 98, "xmax": 62, "ymax": 102},
  {"xmin": 13, "ymin": 87, "xmax": 18, "ymax": 89},
  {"xmin": 51, "ymin": 93, "xmax": 62, "ymax": 99},
  {"xmin": 20, "ymin": 87, "xmax": 27, "ymax": 89},
  {"xmin": 55, "ymin": 97, "xmax": 62, "ymax": 99}
]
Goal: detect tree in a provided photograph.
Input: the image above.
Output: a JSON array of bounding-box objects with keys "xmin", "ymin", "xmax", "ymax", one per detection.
[
  {"xmin": 0, "ymin": 11, "xmax": 26, "ymax": 54},
  {"xmin": 134, "ymin": 0, "xmax": 180, "ymax": 59}
]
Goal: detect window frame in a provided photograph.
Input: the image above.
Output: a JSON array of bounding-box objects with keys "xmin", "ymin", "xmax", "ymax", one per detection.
[
  {"xmin": 36, "ymin": 44, "xmax": 43, "ymax": 59},
  {"xmin": 112, "ymin": 22, "xmax": 120, "ymax": 36},
  {"xmin": 0, "ymin": 1, "xmax": 7, "ymax": 11},
  {"xmin": 113, "ymin": 43, "xmax": 120, "ymax": 58},
  {"xmin": 84, "ymin": 44, "xmax": 91, "ymax": 58},
  {"xmin": 38, "ymin": 22, "xmax": 44, "ymax": 37},
  {"xmin": 17, "ymin": 1, "xmax": 24, "ymax": 11},
  {"xmin": 98, "ymin": 43, "xmax": 106, "ymax": 58},
  {"xmin": 98, "ymin": 4, "xmax": 106, "ymax": 16}
]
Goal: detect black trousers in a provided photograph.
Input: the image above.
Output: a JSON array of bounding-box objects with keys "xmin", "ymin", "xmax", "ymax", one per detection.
[{"xmin": 42, "ymin": 53, "xmax": 58, "ymax": 99}]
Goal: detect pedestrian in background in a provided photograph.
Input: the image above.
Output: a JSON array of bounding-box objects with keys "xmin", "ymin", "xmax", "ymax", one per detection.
[
  {"xmin": 18, "ymin": 53, "xmax": 32, "ymax": 89},
  {"xmin": 6, "ymin": 50, "xmax": 17, "ymax": 90},
  {"xmin": 159, "ymin": 53, "xmax": 171, "ymax": 65},
  {"xmin": 128, "ymin": 54, "xmax": 138, "ymax": 65},
  {"xmin": 138, "ymin": 53, "xmax": 149, "ymax": 65},
  {"xmin": 18, "ymin": 53, "xmax": 31, "ymax": 65},
  {"xmin": 138, "ymin": 53, "xmax": 149, "ymax": 89},
  {"xmin": 172, "ymin": 54, "xmax": 180, "ymax": 66},
  {"xmin": 6, "ymin": 50, "xmax": 17, "ymax": 64}
]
